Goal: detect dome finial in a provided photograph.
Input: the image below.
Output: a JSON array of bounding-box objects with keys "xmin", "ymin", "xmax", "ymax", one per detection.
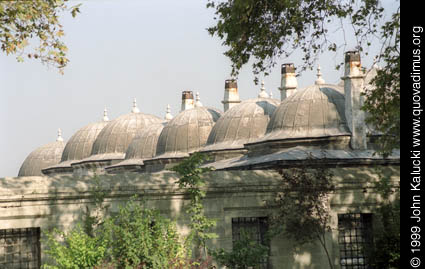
[
  {"xmin": 165, "ymin": 104, "xmax": 173, "ymax": 120},
  {"xmin": 57, "ymin": 128, "xmax": 64, "ymax": 142},
  {"xmin": 103, "ymin": 107, "xmax": 109, "ymax": 122},
  {"xmin": 195, "ymin": 92, "xmax": 203, "ymax": 107},
  {"xmin": 258, "ymin": 80, "xmax": 269, "ymax": 98},
  {"xmin": 315, "ymin": 64, "xmax": 325, "ymax": 85},
  {"xmin": 131, "ymin": 98, "xmax": 140, "ymax": 113}
]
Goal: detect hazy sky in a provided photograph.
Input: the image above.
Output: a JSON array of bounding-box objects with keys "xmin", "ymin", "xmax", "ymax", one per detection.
[{"xmin": 0, "ymin": 0, "xmax": 397, "ymax": 177}]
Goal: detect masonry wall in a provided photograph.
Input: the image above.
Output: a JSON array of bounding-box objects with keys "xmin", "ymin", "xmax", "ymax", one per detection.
[{"xmin": 0, "ymin": 166, "xmax": 400, "ymax": 268}]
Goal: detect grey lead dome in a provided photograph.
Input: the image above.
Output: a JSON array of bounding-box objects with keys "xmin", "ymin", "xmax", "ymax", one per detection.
[
  {"xmin": 263, "ymin": 84, "xmax": 350, "ymax": 141},
  {"xmin": 203, "ymin": 98, "xmax": 279, "ymax": 152},
  {"xmin": 42, "ymin": 121, "xmax": 109, "ymax": 173},
  {"xmin": 105, "ymin": 122, "xmax": 165, "ymax": 172},
  {"xmin": 155, "ymin": 107, "xmax": 222, "ymax": 159},
  {"xmin": 18, "ymin": 140, "xmax": 65, "ymax": 176},
  {"xmin": 85, "ymin": 112, "xmax": 163, "ymax": 162},
  {"xmin": 61, "ymin": 121, "xmax": 109, "ymax": 162}
]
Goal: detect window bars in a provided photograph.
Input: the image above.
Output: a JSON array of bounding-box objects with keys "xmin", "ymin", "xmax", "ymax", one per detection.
[
  {"xmin": 0, "ymin": 227, "xmax": 41, "ymax": 269},
  {"xmin": 338, "ymin": 213, "xmax": 373, "ymax": 269},
  {"xmin": 232, "ymin": 217, "xmax": 269, "ymax": 269}
]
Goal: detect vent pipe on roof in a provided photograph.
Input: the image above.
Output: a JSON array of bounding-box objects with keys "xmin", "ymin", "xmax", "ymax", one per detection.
[
  {"xmin": 342, "ymin": 51, "xmax": 367, "ymax": 150},
  {"xmin": 181, "ymin": 91, "xmax": 194, "ymax": 111},
  {"xmin": 222, "ymin": 79, "xmax": 241, "ymax": 112},
  {"xmin": 279, "ymin": 63, "xmax": 297, "ymax": 100}
]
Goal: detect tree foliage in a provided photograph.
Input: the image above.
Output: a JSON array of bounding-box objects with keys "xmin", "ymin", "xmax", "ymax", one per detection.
[
  {"xmin": 170, "ymin": 153, "xmax": 217, "ymax": 257},
  {"xmin": 0, "ymin": 0, "xmax": 80, "ymax": 73},
  {"xmin": 207, "ymin": 0, "xmax": 400, "ymax": 154},
  {"xmin": 269, "ymin": 160, "xmax": 335, "ymax": 268},
  {"xmin": 369, "ymin": 167, "xmax": 400, "ymax": 268},
  {"xmin": 212, "ymin": 229, "xmax": 269, "ymax": 269},
  {"xmin": 43, "ymin": 225, "xmax": 107, "ymax": 269},
  {"xmin": 43, "ymin": 198, "xmax": 195, "ymax": 269},
  {"xmin": 363, "ymin": 10, "xmax": 400, "ymax": 157}
]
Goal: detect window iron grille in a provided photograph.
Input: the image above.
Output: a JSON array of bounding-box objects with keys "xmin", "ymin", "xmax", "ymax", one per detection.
[
  {"xmin": 338, "ymin": 213, "xmax": 373, "ymax": 269},
  {"xmin": 0, "ymin": 227, "xmax": 41, "ymax": 269},
  {"xmin": 232, "ymin": 217, "xmax": 269, "ymax": 269}
]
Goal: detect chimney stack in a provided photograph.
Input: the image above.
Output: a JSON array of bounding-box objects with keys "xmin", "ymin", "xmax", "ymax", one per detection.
[
  {"xmin": 279, "ymin": 63, "xmax": 297, "ymax": 100},
  {"xmin": 181, "ymin": 91, "xmax": 194, "ymax": 111},
  {"xmin": 343, "ymin": 51, "xmax": 367, "ymax": 150},
  {"xmin": 222, "ymin": 79, "xmax": 241, "ymax": 112}
]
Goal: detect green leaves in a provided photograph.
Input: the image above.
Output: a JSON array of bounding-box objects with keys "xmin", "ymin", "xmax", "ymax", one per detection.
[
  {"xmin": 212, "ymin": 229, "xmax": 269, "ymax": 268},
  {"xmin": 0, "ymin": 0, "xmax": 80, "ymax": 73},
  {"xmin": 42, "ymin": 226, "xmax": 107, "ymax": 269},
  {"xmin": 171, "ymin": 153, "xmax": 217, "ymax": 255},
  {"xmin": 43, "ymin": 198, "xmax": 192, "ymax": 269},
  {"xmin": 362, "ymin": 9, "xmax": 400, "ymax": 157},
  {"xmin": 268, "ymin": 157, "xmax": 335, "ymax": 268}
]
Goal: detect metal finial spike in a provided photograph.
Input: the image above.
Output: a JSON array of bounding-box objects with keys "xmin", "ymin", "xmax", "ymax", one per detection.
[
  {"xmin": 165, "ymin": 104, "xmax": 173, "ymax": 120},
  {"xmin": 270, "ymin": 91, "xmax": 273, "ymax": 99},
  {"xmin": 131, "ymin": 98, "xmax": 140, "ymax": 113},
  {"xmin": 315, "ymin": 64, "xmax": 325, "ymax": 85},
  {"xmin": 258, "ymin": 80, "xmax": 269, "ymax": 98},
  {"xmin": 103, "ymin": 107, "xmax": 109, "ymax": 122},
  {"xmin": 195, "ymin": 92, "xmax": 203, "ymax": 107},
  {"xmin": 57, "ymin": 128, "xmax": 64, "ymax": 142}
]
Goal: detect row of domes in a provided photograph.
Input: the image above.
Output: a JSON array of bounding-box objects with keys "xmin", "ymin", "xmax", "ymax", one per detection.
[{"xmin": 19, "ymin": 58, "xmax": 376, "ymax": 177}]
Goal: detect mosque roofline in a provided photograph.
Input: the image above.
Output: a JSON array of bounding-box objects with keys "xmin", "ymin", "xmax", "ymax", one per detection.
[{"xmin": 204, "ymin": 146, "xmax": 400, "ymax": 171}]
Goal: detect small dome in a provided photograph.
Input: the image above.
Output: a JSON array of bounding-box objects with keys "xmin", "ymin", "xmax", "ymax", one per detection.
[
  {"xmin": 85, "ymin": 112, "xmax": 163, "ymax": 162},
  {"xmin": 203, "ymin": 98, "xmax": 279, "ymax": 152},
  {"xmin": 42, "ymin": 121, "xmax": 109, "ymax": 173},
  {"xmin": 61, "ymin": 121, "xmax": 109, "ymax": 162},
  {"xmin": 125, "ymin": 123, "xmax": 165, "ymax": 160},
  {"xmin": 105, "ymin": 123, "xmax": 165, "ymax": 172},
  {"xmin": 264, "ymin": 84, "xmax": 350, "ymax": 141},
  {"xmin": 155, "ymin": 107, "xmax": 222, "ymax": 158},
  {"xmin": 18, "ymin": 138, "xmax": 65, "ymax": 177}
]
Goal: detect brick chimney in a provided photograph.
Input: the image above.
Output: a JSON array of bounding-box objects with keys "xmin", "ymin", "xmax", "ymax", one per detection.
[
  {"xmin": 279, "ymin": 63, "xmax": 297, "ymax": 100},
  {"xmin": 342, "ymin": 51, "xmax": 367, "ymax": 149},
  {"xmin": 181, "ymin": 91, "xmax": 194, "ymax": 111},
  {"xmin": 222, "ymin": 79, "xmax": 241, "ymax": 112}
]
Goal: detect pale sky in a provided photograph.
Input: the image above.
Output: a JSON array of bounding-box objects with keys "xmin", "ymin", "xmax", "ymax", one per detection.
[{"xmin": 0, "ymin": 0, "xmax": 398, "ymax": 177}]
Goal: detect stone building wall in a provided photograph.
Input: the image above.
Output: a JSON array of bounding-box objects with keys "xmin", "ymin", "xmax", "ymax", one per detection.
[{"xmin": 0, "ymin": 166, "xmax": 400, "ymax": 268}]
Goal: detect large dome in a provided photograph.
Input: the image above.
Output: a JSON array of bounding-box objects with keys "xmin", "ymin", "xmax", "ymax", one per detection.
[
  {"xmin": 155, "ymin": 106, "xmax": 222, "ymax": 159},
  {"xmin": 263, "ymin": 84, "xmax": 350, "ymax": 141},
  {"xmin": 18, "ymin": 134, "xmax": 65, "ymax": 176},
  {"xmin": 81, "ymin": 112, "xmax": 163, "ymax": 163},
  {"xmin": 203, "ymin": 98, "xmax": 279, "ymax": 152},
  {"xmin": 105, "ymin": 123, "xmax": 165, "ymax": 172}
]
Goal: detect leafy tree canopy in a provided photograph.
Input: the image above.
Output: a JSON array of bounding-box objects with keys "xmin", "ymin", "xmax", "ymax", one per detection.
[
  {"xmin": 0, "ymin": 0, "xmax": 80, "ymax": 73},
  {"xmin": 207, "ymin": 0, "xmax": 400, "ymax": 155}
]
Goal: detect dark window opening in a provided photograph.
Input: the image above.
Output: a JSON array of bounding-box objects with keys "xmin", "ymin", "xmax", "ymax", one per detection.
[
  {"xmin": 0, "ymin": 227, "xmax": 41, "ymax": 269},
  {"xmin": 338, "ymin": 213, "xmax": 373, "ymax": 269},
  {"xmin": 232, "ymin": 217, "xmax": 269, "ymax": 269}
]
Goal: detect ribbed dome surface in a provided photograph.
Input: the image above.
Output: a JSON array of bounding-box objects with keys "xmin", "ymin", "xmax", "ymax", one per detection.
[
  {"xmin": 105, "ymin": 123, "xmax": 165, "ymax": 171},
  {"xmin": 61, "ymin": 121, "xmax": 108, "ymax": 162},
  {"xmin": 204, "ymin": 98, "xmax": 279, "ymax": 151},
  {"xmin": 18, "ymin": 141, "xmax": 65, "ymax": 176},
  {"xmin": 86, "ymin": 112, "xmax": 163, "ymax": 161},
  {"xmin": 125, "ymin": 123, "xmax": 165, "ymax": 160},
  {"xmin": 264, "ymin": 84, "xmax": 350, "ymax": 140},
  {"xmin": 155, "ymin": 107, "xmax": 222, "ymax": 158}
]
